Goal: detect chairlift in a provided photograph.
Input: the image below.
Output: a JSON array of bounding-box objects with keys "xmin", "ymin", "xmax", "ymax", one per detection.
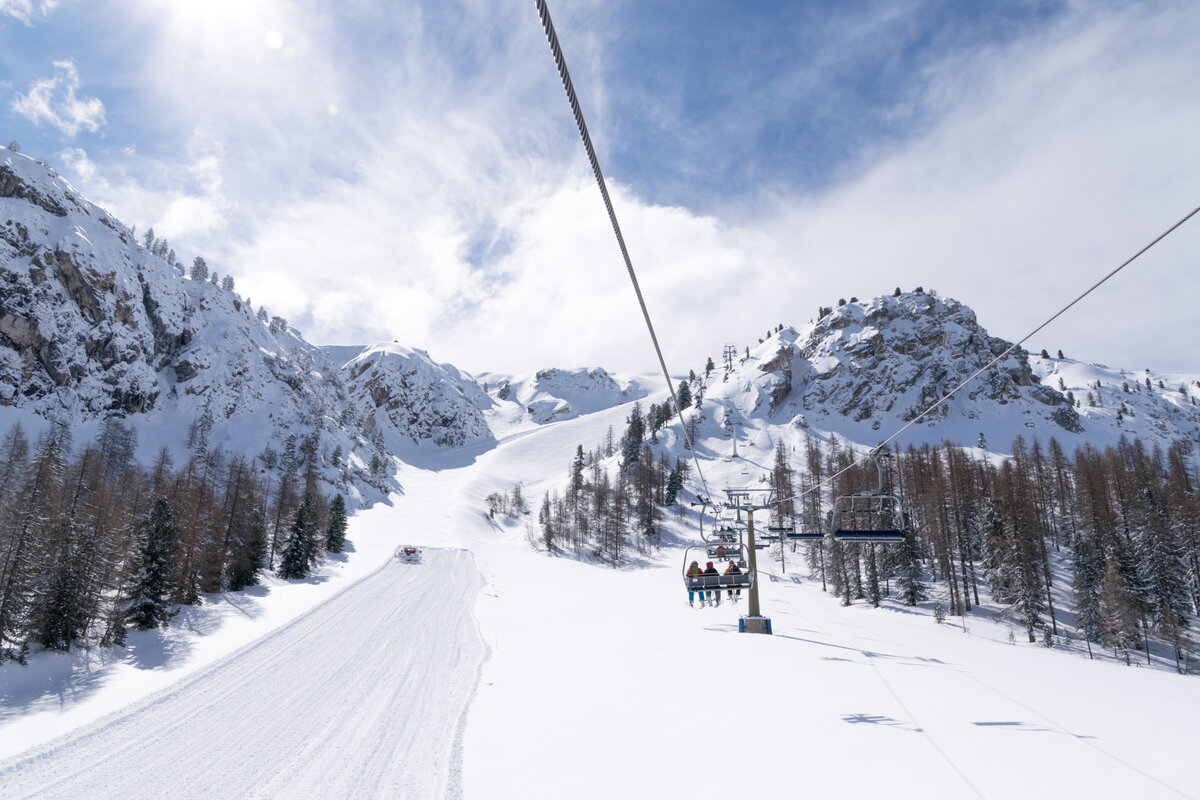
[
  {"xmin": 757, "ymin": 529, "xmax": 781, "ymax": 547},
  {"xmin": 706, "ymin": 541, "xmax": 740, "ymax": 559},
  {"xmin": 703, "ymin": 523, "xmax": 741, "ymax": 545},
  {"xmin": 831, "ymin": 454, "xmax": 905, "ymax": 543},
  {"xmin": 683, "ymin": 545, "xmax": 753, "ymax": 594},
  {"xmin": 777, "ymin": 510, "xmax": 825, "ymax": 541}
]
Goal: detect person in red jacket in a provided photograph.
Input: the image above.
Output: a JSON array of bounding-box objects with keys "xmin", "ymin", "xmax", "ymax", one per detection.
[{"xmin": 702, "ymin": 561, "xmax": 720, "ymax": 606}]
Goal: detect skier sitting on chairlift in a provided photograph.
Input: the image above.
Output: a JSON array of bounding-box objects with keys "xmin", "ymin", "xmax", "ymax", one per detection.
[
  {"xmin": 686, "ymin": 560, "xmax": 704, "ymax": 607},
  {"xmin": 703, "ymin": 561, "xmax": 720, "ymax": 606},
  {"xmin": 724, "ymin": 560, "xmax": 742, "ymax": 603}
]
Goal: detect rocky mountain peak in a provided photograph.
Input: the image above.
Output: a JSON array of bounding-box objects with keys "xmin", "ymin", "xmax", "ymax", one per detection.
[{"xmin": 727, "ymin": 290, "xmax": 1095, "ymax": 445}]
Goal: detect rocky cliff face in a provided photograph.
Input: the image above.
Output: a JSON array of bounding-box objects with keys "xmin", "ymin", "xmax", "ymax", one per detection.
[
  {"xmin": 344, "ymin": 343, "xmax": 494, "ymax": 449},
  {"xmin": 789, "ymin": 293, "xmax": 1078, "ymax": 430},
  {"xmin": 0, "ymin": 158, "xmax": 164, "ymax": 414},
  {"xmin": 0, "ymin": 151, "xmax": 496, "ymax": 504},
  {"xmin": 717, "ymin": 291, "xmax": 1198, "ymax": 452}
]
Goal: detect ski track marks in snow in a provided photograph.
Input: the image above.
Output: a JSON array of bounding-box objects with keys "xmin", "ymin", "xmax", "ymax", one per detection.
[
  {"xmin": 770, "ymin": 582, "xmax": 1195, "ymax": 799},
  {"xmin": 0, "ymin": 549, "xmax": 486, "ymax": 800}
]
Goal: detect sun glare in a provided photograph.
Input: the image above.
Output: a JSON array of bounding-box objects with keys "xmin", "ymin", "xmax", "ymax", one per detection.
[{"xmin": 150, "ymin": 0, "xmax": 286, "ymax": 52}]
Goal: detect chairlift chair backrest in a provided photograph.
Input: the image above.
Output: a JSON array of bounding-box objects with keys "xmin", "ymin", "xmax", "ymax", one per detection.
[
  {"xmin": 790, "ymin": 510, "xmax": 826, "ymax": 540},
  {"xmin": 832, "ymin": 493, "xmax": 905, "ymax": 543}
]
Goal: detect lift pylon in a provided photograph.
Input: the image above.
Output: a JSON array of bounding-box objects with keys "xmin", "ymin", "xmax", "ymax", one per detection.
[{"xmin": 723, "ymin": 487, "xmax": 775, "ymax": 634}]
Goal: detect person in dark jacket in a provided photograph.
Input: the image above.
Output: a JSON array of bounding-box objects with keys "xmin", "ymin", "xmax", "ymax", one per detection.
[
  {"xmin": 702, "ymin": 561, "xmax": 720, "ymax": 606},
  {"xmin": 724, "ymin": 560, "xmax": 742, "ymax": 602}
]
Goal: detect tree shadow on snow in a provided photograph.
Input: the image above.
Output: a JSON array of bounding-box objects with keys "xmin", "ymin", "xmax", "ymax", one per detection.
[
  {"xmin": 126, "ymin": 628, "xmax": 195, "ymax": 671},
  {"xmin": 0, "ymin": 625, "xmax": 195, "ymax": 721},
  {"xmin": 0, "ymin": 649, "xmax": 121, "ymax": 721}
]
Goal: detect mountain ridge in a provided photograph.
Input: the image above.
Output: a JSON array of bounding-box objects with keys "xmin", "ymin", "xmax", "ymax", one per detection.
[{"xmin": 3, "ymin": 148, "xmax": 1197, "ymax": 503}]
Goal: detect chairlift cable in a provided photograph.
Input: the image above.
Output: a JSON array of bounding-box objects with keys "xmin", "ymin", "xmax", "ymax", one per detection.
[
  {"xmin": 534, "ymin": 0, "xmax": 711, "ymax": 498},
  {"xmin": 535, "ymin": 0, "xmax": 1197, "ymax": 529},
  {"xmin": 775, "ymin": 203, "xmax": 1200, "ymax": 509}
]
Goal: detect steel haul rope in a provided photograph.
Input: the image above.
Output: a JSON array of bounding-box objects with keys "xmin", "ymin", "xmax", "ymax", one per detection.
[{"xmin": 534, "ymin": 0, "xmax": 711, "ymax": 498}]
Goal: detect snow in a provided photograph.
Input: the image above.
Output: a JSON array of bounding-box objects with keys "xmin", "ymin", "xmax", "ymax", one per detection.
[
  {"xmin": 2, "ymin": 389, "xmax": 1198, "ymax": 799},
  {"xmin": 0, "ymin": 550, "xmax": 484, "ymax": 799}
]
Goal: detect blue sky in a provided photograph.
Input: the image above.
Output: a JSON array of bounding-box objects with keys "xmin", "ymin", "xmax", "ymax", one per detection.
[{"xmin": 3, "ymin": 0, "xmax": 1199, "ymax": 377}]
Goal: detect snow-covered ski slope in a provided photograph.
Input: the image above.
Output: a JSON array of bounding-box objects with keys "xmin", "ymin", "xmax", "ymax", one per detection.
[
  {"xmin": 2, "ymin": 386, "xmax": 1198, "ymax": 799},
  {"xmin": 0, "ymin": 549, "xmax": 484, "ymax": 799}
]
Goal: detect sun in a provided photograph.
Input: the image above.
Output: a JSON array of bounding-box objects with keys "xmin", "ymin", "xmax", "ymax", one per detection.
[{"xmin": 147, "ymin": 0, "xmax": 286, "ymax": 52}]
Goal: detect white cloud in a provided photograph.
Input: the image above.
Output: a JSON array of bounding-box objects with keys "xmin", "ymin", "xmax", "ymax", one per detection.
[
  {"xmin": 12, "ymin": 59, "xmax": 106, "ymax": 137},
  {"xmin": 58, "ymin": 132, "xmax": 234, "ymax": 261},
  {"xmin": 57, "ymin": 147, "xmax": 95, "ymax": 183},
  {"xmin": 0, "ymin": 0, "xmax": 57, "ymax": 25},
  {"xmin": 753, "ymin": 3, "xmax": 1200, "ymax": 373},
  {"xmin": 441, "ymin": 177, "xmax": 777, "ymax": 375},
  {"xmin": 48, "ymin": 0, "xmax": 1200, "ymax": 380}
]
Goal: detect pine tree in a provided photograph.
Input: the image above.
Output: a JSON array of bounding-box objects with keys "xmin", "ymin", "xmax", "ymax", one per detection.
[
  {"xmin": 1099, "ymin": 557, "xmax": 1139, "ymax": 664},
  {"xmin": 676, "ymin": 380, "xmax": 692, "ymax": 410},
  {"xmin": 664, "ymin": 460, "xmax": 685, "ymax": 506},
  {"xmin": 620, "ymin": 403, "xmax": 645, "ymax": 468},
  {"xmin": 977, "ymin": 496, "xmax": 1013, "ymax": 601},
  {"xmin": 190, "ymin": 256, "xmax": 208, "ymax": 281},
  {"xmin": 0, "ymin": 430, "xmax": 67, "ymax": 662},
  {"xmin": 325, "ymin": 494, "xmax": 348, "ymax": 553},
  {"xmin": 227, "ymin": 505, "xmax": 268, "ymax": 591},
  {"xmin": 278, "ymin": 492, "xmax": 317, "ymax": 579},
  {"xmin": 37, "ymin": 446, "xmax": 106, "ymax": 652},
  {"xmin": 865, "ymin": 544, "xmax": 882, "ymax": 607},
  {"xmin": 126, "ymin": 497, "xmax": 179, "ymax": 631},
  {"xmin": 1071, "ymin": 531, "xmax": 1103, "ymax": 658},
  {"xmin": 1138, "ymin": 489, "xmax": 1191, "ymax": 631},
  {"xmin": 894, "ymin": 517, "xmax": 927, "ymax": 606}
]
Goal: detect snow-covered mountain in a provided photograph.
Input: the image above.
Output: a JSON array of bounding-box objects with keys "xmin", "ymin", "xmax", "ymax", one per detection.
[
  {"xmin": 478, "ymin": 366, "xmax": 651, "ymax": 426},
  {"xmin": 342, "ymin": 342, "xmax": 494, "ymax": 449},
  {"xmin": 707, "ymin": 292, "xmax": 1200, "ymax": 456},
  {"xmin": 0, "ymin": 151, "xmax": 481, "ymax": 504},
  {"xmin": 4, "ymin": 148, "xmax": 1198, "ymax": 505}
]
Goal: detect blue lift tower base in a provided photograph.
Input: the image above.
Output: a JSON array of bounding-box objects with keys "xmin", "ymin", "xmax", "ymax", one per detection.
[{"xmin": 739, "ymin": 616, "xmax": 772, "ymax": 635}]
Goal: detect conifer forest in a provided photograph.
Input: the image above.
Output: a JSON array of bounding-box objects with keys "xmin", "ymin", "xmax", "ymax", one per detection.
[
  {"xmin": 535, "ymin": 402, "xmax": 1198, "ymax": 674},
  {"xmin": 0, "ymin": 420, "xmax": 347, "ymax": 664}
]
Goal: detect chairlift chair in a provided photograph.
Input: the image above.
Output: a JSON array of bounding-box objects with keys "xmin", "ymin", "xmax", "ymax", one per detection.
[
  {"xmin": 832, "ymin": 493, "xmax": 905, "ymax": 542},
  {"xmin": 706, "ymin": 542, "xmax": 739, "ymax": 559},
  {"xmin": 782, "ymin": 510, "xmax": 826, "ymax": 541},
  {"xmin": 703, "ymin": 524, "xmax": 741, "ymax": 546},
  {"xmin": 757, "ymin": 529, "xmax": 781, "ymax": 548},
  {"xmin": 683, "ymin": 545, "xmax": 753, "ymax": 594},
  {"xmin": 831, "ymin": 452, "xmax": 906, "ymax": 543}
]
